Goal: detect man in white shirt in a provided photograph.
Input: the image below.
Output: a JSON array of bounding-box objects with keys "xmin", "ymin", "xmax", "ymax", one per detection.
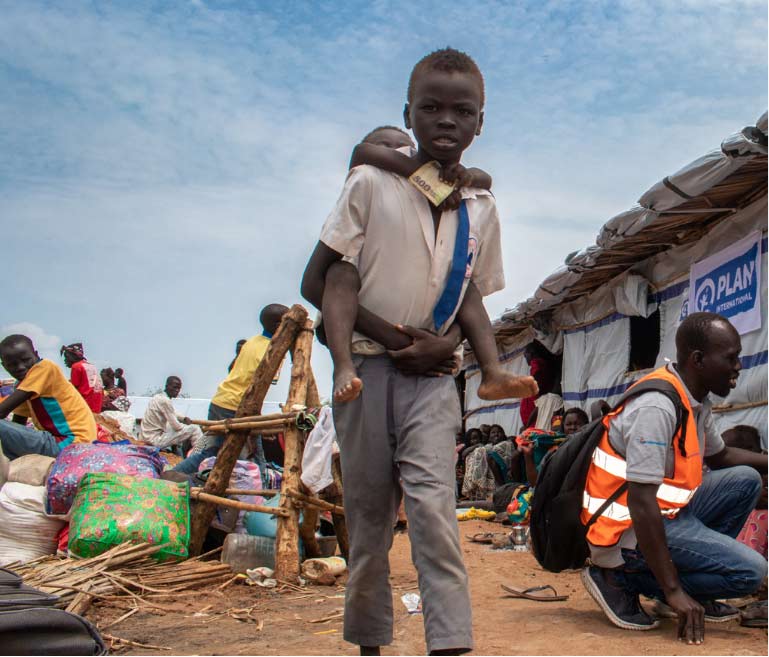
[{"xmin": 139, "ymin": 376, "xmax": 206, "ymax": 453}]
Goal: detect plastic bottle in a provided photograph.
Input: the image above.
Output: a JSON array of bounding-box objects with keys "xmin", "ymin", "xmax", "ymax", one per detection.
[{"xmin": 221, "ymin": 533, "xmax": 276, "ymax": 573}]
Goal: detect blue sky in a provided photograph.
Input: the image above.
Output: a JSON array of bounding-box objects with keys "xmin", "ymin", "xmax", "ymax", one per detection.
[{"xmin": 1, "ymin": 0, "xmax": 766, "ymax": 403}]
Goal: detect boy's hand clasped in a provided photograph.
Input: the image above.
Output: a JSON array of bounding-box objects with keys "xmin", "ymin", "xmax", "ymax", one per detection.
[{"xmin": 386, "ymin": 325, "xmax": 458, "ymax": 376}]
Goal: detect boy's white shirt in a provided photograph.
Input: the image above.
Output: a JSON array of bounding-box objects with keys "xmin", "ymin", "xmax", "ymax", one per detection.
[{"xmin": 320, "ymin": 157, "xmax": 505, "ymax": 355}]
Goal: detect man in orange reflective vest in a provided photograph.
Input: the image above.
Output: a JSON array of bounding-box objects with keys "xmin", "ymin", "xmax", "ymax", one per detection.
[{"xmin": 581, "ymin": 312, "xmax": 766, "ymax": 644}]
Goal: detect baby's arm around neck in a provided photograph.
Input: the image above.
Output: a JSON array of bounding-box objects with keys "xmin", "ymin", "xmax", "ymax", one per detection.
[{"xmin": 349, "ymin": 143, "xmax": 419, "ymax": 178}]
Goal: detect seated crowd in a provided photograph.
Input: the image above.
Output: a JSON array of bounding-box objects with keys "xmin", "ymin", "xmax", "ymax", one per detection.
[
  {"xmin": 454, "ymin": 315, "xmax": 767, "ymax": 639},
  {"xmin": 0, "ymin": 303, "xmax": 289, "ymax": 475},
  {"xmin": 456, "ymin": 338, "xmax": 766, "ymax": 563},
  {"xmin": 457, "ymin": 406, "xmax": 589, "ymax": 504}
]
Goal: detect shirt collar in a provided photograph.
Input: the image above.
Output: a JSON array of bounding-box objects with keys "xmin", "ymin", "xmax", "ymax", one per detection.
[
  {"xmin": 667, "ymin": 362, "xmax": 708, "ymax": 411},
  {"xmin": 261, "ymin": 330, "xmax": 273, "ymax": 339}
]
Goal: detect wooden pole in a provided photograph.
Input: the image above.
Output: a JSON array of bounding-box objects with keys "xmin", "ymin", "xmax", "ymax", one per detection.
[
  {"xmin": 287, "ymin": 488, "xmax": 345, "ymax": 515},
  {"xmin": 191, "ymin": 411, "xmax": 296, "ymax": 426},
  {"xmin": 190, "ymin": 488, "xmax": 279, "ymax": 497},
  {"xmin": 296, "ymin": 362, "xmax": 324, "ymax": 558},
  {"xmin": 189, "ymin": 489, "xmax": 289, "ymax": 516},
  {"xmin": 188, "ymin": 304, "xmax": 308, "ymax": 556},
  {"xmin": 712, "ymin": 400, "xmax": 767, "ymax": 413},
  {"xmin": 306, "ymin": 369, "xmax": 321, "ymax": 408},
  {"xmin": 202, "ymin": 421, "xmax": 289, "ymax": 433},
  {"xmin": 274, "ymin": 321, "xmax": 314, "ymax": 583},
  {"xmin": 299, "ymin": 507, "xmax": 321, "ymax": 559},
  {"xmin": 195, "ymin": 421, "xmax": 288, "ymax": 431},
  {"xmin": 324, "ymin": 453, "xmax": 349, "ymax": 560}
]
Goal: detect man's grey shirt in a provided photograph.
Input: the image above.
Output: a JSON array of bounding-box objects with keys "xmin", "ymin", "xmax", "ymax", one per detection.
[{"xmin": 590, "ymin": 363, "xmax": 725, "ymax": 567}]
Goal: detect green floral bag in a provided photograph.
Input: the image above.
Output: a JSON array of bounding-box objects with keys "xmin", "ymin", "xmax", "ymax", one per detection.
[{"xmin": 69, "ymin": 472, "xmax": 190, "ymax": 561}]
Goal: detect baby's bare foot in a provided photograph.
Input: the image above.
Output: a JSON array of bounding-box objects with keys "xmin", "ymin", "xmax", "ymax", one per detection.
[
  {"xmin": 333, "ymin": 366, "xmax": 363, "ymax": 403},
  {"xmin": 478, "ymin": 372, "xmax": 538, "ymax": 401}
]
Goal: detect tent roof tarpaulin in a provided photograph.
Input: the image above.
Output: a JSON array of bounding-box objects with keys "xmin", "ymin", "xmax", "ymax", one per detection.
[{"xmin": 492, "ymin": 111, "xmax": 768, "ymax": 343}]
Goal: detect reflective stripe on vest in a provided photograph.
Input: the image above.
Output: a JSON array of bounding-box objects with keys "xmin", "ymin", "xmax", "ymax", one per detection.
[
  {"xmin": 583, "ymin": 492, "xmax": 680, "ymax": 523},
  {"xmin": 591, "ymin": 446, "xmax": 699, "ymax": 506},
  {"xmin": 581, "ymin": 365, "xmax": 703, "ymax": 548},
  {"xmin": 658, "ymin": 482, "xmax": 698, "ymax": 506}
]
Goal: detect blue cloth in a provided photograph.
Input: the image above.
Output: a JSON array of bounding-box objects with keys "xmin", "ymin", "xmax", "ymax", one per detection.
[
  {"xmin": 0, "ymin": 420, "xmax": 61, "ymax": 459},
  {"xmin": 617, "ymin": 466, "xmax": 766, "ymax": 601},
  {"xmin": 433, "ymin": 200, "xmax": 469, "ymax": 331}
]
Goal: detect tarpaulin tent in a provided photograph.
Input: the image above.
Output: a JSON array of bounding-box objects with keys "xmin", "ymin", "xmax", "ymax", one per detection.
[{"xmin": 463, "ymin": 112, "xmax": 768, "ymax": 447}]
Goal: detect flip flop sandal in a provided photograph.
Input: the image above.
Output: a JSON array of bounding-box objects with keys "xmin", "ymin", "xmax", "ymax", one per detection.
[
  {"xmin": 491, "ymin": 534, "xmax": 513, "ymax": 549},
  {"xmin": 740, "ymin": 600, "xmax": 767, "ymax": 628},
  {"xmin": 467, "ymin": 532, "xmax": 496, "ymax": 544},
  {"xmin": 501, "ymin": 584, "xmax": 569, "ymax": 602}
]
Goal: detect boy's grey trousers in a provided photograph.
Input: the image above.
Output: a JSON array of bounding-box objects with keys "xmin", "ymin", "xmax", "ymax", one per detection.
[{"xmin": 333, "ymin": 355, "xmax": 473, "ymax": 653}]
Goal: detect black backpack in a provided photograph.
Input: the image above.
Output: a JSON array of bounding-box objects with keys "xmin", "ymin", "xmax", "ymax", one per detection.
[
  {"xmin": 0, "ymin": 608, "xmax": 107, "ymax": 655},
  {"xmin": 0, "ymin": 567, "xmax": 106, "ymax": 656},
  {"xmin": 529, "ymin": 378, "xmax": 687, "ymax": 572}
]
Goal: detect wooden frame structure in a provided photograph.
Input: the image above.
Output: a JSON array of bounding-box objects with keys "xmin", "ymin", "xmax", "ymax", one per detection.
[{"xmin": 188, "ymin": 304, "xmax": 347, "ymax": 583}]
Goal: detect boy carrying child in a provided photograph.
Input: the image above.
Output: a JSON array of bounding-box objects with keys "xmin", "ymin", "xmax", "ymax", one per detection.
[
  {"xmin": 302, "ymin": 48, "xmax": 532, "ymax": 655},
  {"xmin": 315, "ymin": 120, "xmax": 535, "ymax": 404}
]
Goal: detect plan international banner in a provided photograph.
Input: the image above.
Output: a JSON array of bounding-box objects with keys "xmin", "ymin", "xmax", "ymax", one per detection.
[{"xmin": 688, "ymin": 231, "xmax": 762, "ymax": 335}]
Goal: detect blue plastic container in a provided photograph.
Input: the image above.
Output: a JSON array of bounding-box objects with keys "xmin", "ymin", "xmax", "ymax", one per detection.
[{"xmin": 243, "ymin": 494, "xmax": 281, "ymax": 538}]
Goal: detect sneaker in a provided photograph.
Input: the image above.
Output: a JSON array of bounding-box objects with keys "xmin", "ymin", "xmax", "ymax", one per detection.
[
  {"xmin": 740, "ymin": 599, "xmax": 768, "ymax": 628},
  {"xmin": 653, "ymin": 599, "xmax": 740, "ymax": 623},
  {"xmin": 581, "ymin": 566, "xmax": 660, "ymax": 631}
]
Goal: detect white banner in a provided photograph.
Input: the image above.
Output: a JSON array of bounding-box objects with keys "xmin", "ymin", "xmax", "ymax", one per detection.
[{"xmin": 688, "ymin": 231, "xmax": 762, "ymax": 335}]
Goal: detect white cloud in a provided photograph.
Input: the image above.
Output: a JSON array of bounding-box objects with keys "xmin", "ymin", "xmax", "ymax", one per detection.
[
  {"xmin": 0, "ymin": 1, "xmax": 765, "ymax": 400},
  {"xmin": 0, "ymin": 322, "xmax": 63, "ymax": 379}
]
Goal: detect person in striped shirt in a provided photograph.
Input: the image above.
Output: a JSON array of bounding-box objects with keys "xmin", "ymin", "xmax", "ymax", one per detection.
[{"xmin": 0, "ymin": 334, "xmax": 96, "ymax": 459}]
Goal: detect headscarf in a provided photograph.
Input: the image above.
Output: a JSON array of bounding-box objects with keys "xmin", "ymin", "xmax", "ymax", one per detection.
[{"xmin": 60, "ymin": 343, "xmax": 85, "ymax": 360}]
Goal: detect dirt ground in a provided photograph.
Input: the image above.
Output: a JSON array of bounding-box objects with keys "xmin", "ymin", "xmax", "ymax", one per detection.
[{"xmin": 95, "ymin": 520, "xmax": 767, "ymax": 655}]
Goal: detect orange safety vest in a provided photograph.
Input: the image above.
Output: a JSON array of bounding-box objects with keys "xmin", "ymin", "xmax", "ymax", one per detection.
[{"xmin": 581, "ymin": 366, "xmax": 702, "ymax": 548}]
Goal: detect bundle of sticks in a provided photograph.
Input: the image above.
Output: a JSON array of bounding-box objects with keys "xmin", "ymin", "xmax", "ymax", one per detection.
[{"xmin": 8, "ymin": 542, "xmax": 233, "ymax": 616}]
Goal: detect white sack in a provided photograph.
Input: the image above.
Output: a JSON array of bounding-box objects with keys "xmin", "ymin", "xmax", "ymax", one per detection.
[
  {"xmin": 0, "ymin": 482, "xmax": 64, "ymax": 566},
  {"xmin": 8, "ymin": 454, "xmax": 54, "ymax": 487},
  {"xmin": 100, "ymin": 410, "xmax": 137, "ymax": 436}
]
